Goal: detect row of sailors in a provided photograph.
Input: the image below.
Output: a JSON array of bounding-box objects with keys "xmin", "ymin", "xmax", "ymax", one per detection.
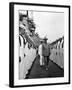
[
  {"xmin": 50, "ymin": 39, "xmax": 64, "ymax": 69},
  {"xmin": 19, "ymin": 35, "xmax": 36, "ymax": 79},
  {"xmin": 19, "ymin": 15, "xmax": 37, "ymax": 79}
]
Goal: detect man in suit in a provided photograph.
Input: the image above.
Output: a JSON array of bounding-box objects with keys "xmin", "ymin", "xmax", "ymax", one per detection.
[{"xmin": 42, "ymin": 37, "xmax": 50, "ymax": 70}]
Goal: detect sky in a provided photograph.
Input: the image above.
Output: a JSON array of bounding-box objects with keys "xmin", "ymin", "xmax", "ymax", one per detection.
[{"xmin": 33, "ymin": 11, "xmax": 64, "ymax": 43}]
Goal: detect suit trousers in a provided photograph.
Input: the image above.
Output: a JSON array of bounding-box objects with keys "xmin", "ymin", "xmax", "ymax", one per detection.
[{"xmin": 44, "ymin": 56, "xmax": 49, "ymax": 67}]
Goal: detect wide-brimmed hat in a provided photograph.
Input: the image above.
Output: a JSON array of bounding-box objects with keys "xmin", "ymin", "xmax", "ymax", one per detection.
[{"xmin": 43, "ymin": 37, "xmax": 48, "ymax": 40}]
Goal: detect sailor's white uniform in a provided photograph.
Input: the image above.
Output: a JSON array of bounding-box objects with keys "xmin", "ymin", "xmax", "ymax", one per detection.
[{"xmin": 38, "ymin": 44, "xmax": 44, "ymax": 66}]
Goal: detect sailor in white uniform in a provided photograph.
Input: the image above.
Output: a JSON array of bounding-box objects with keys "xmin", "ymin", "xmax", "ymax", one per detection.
[{"xmin": 38, "ymin": 40, "xmax": 44, "ymax": 67}]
